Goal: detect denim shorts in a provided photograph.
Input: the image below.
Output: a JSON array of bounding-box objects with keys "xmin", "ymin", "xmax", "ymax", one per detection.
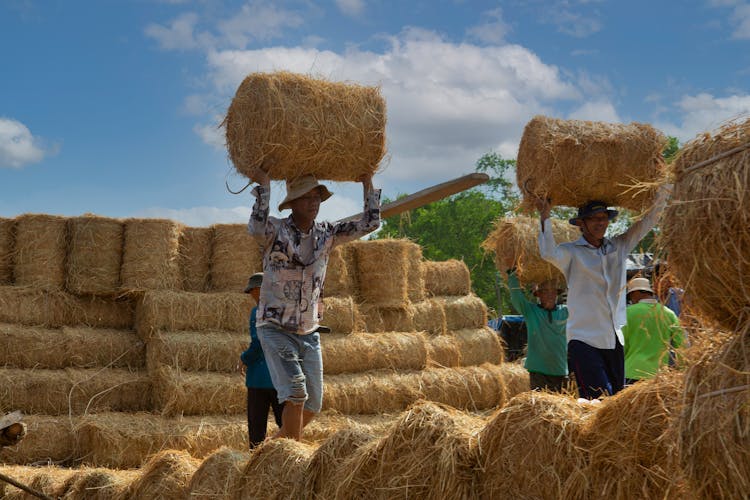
[{"xmin": 257, "ymin": 323, "xmax": 323, "ymax": 413}]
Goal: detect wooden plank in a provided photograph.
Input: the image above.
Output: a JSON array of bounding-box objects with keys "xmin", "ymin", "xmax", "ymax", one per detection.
[{"xmin": 338, "ymin": 173, "xmax": 489, "ymax": 223}]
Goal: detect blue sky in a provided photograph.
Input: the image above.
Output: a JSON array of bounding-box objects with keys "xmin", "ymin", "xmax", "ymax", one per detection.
[{"xmin": 2, "ymin": 0, "xmax": 750, "ymax": 226}]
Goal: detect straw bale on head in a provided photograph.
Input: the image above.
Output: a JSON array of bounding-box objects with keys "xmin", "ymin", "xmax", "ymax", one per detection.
[
  {"xmin": 578, "ymin": 371, "xmax": 686, "ymax": 499},
  {"xmin": 124, "ymin": 449, "xmax": 201, "ymax": 500},
  {"xmin": 66, "ymin": 215, "xmax": 123, "ymax": 295},
  {"xmin": 186, "ymin": 446, "xmax": 249, "ymax": 499},
  {"xmin": 332, "ymin": 400, "xmax": 484, "ymax": 500},
  {"xmin": 351, "ymin": 239, "xmax": 410, "ymax": 307},
  {"xmin": 412, "ymin": 298, "xmax": 447, "ymax": 336},
  {"xmin": 418, "ymin": 364, "xmax": 507, "ymax": 411},
  {"xmin": 0, "ymin": 217, "xmax": 15, "ymax": 284},
  {"xmin": 478, "ymin": 391, "xmax": 591, "ymax": 499},
  {"xmin": 179, "ymin": 226, "xmax": 213, "ymax": 292},
  {"xmin": 0, "ymin": 415, "xmax": 77, "ymax": 465},
  {"xmin": 209, "ymin": 223, "xmax": 262, "ymax": 292},
  {"xmin": 483, "ymin": 215, "xmax": 578, "ymax": 285},
  {"xmin": 120, "ymin": 218, "xmax": 182, "ymax": 291},
  {"xmin": 234, "ymin": 438, "xmax": 315, "ymax": 500},
  {"xmin": 436, "ymin": 295, "xmax": 487, "ymax": 331},
  {"xmin": 62, "ymin": 468, "xmax": 138, "ymax": 500},
  {"xmin": 148, "ymin": 330, "xmax": 247, "ymax": 372},
  {"xmin": 678, "ymin": 332, "xmax": 750, "ymax": 500},
  {"xmin": 325, "ymin": 244, "xmax": 354, "ymax": 297},
  {"xmin": 422, "ymin": 259, "xmax": 471, "ymax": 296},
  {"xmin": 516, "ymin": 115, "xmax": 668, "ymax": 211},
  {"xmin": 405, "ymin": 241, "xmax": 425, "ymax": 301},
  {"xmin": 360, "ymin": 305, "xmax": 415, "ymax": 332},
  {"xmin": 321, "ymin": 331, "xmax": 427, "ymax": 375},
  {"xmin": 13, "ymin": 214, "xmax": 68, "ymax": 289},
  {"xmin": 224, "ymin": 71, "xmax": 386, "ymax": 181},
  {"xmin": 152, "ymin": 366, "xmax": 244, "ymax": 416},
  {"xmin": 661, "ymin": 118, "xmax": 750, "ymax": 330},
  {"xmin": 321, "ymin": 296, "xmax": 361, "ymax": 333}
]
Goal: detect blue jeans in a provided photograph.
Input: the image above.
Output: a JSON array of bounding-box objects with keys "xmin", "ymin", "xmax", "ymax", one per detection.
[
  {"xmin": 257, "ymin": 323, "xmax": 323, "ymax": 413},
  {"xmin": 568, "ymin": 339, "xmax": 624, "ymax": 399}
]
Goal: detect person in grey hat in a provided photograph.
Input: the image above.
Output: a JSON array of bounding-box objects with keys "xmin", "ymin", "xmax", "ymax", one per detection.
[
  {"xmin": 239, "ymin": 272, "xmax": 284, "ymax": 448},
  {"xmin": 247, "ymin": 169, "xmax": 380, "ymax": 441}
]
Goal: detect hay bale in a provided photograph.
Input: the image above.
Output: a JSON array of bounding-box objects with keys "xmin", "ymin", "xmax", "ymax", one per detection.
[
  {"xmin": 224, "ymin": 71, "xmax": 386, "ymax": 181},
  {"xmin": 124, "ymin": 449, "xmax": 200, "ymax": 500},
  {"xmin": 1, "ymin": 466, "xmax": 76, "ymax": 500},
  {"xmin": 321, "ymin": 296, "xmax": 360, "ymax": 334},
  {"xmin": 418, "ymin": 364, "xmax": 507, "ymax": 411},
  {"xmin": 405, "ymin": 241, "xmax": 425, "ymax": 301},
  {"xmin": 135, "ymin": 290, "xmax": 251, "ymax": 340},
  {"xmin": 323, "ymin": 370, "xmax": 422, "ymax": 415},
  {"xmin": 147, "ymin": 330, "xmax": 247, "ymax": 372},
  {"xmin": 178, "ymin": 226, "xmax": 213, "ymax": 292},
  {"xmin": 321, "ymin": 331, "xmax": 427, "ymax": 374},
  {"xmin": 360, "ymin": 305, "xmax": 415, "ymax": 332},
  {"xmin": 678, "ymin": 333, "xmax": 750, "ymax": 500},
  {"xmin": 661, "ymin": 118, "xmax": 750, "ymax": 330},
  {"xmin": 351, "ymin": 239, "xmax": 410, "ymax": 307},
  {"xmin": 325, "ymin": 244, "xmax": 354, "ymax": 297},
  {"xmin": 13, "ymin": 214, "xmax": 68, "ymax": 289},
  {"xmin": 186, "ymin": 446, "xmax": 249, "ymax": 499},
  {"xmin": 152, "ymin": 366, "xmax": 244, "ymax": 416},
  {"xmin": 411, "ymin": 298, "xmax": 447, "ymax": 336},
  {"xmin": 0, "ymin": 217, "xmax": 15, "ymax": 284},
  {"xmin": 451, "ymin": 327, "xmax": 504, "ymax": 366},
  {"xmin": 209, "ymin": 223, "xmax": 262, "ymax": 292},
  {"xmin": 422, "ymin": 259, "xmax": 471, "ymax": 296},
  {"xmin": 477, "ymin": 391, "xmax": 591, "ymax": 499},
  {"xmin": 436, "ymin": 295, "xmax": 487, "ymax": 331},
  {"xmin": 483, "ymin": 215, "xmax": 579, "ymax": 285},
  {"xmin": 234, "ymin": 438, "xmax": 314, "ymax": 500},
  {"xmin": 121, "ymin": 218, "xmax": 182, "ymax": 291},
  {"xmin": 498, "ymin": 361, "xmax": 531, "ymax": 398},
  {"xmin": 516, "ymin": 115, "xmax": 668, "ymax": 210},
  {"xmin": 66, "ymin": 215, "xmax": 123, "ymax": 295},
  {"xmin": 0, "ymin": 415, "xmax": 77, "ymax": 465},
  {"xmin": 426, "ymin": 335, "xmax": 462, "ymax": 368},
  {"xmin": 301, "ymin": 411, "xmax": 399, "ymax": 444},
  {"xmin": 62, "ymin": 468, "xmax": 138, "ymax": 500},
  {"xmin": 332, "ymin": 400, "xmax": 483, "ymax": 500}
]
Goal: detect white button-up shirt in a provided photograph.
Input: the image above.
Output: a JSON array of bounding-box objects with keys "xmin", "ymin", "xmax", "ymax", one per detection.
[{"xmin": 538, "ymin": 187, "xmax": 670, "ymax": 349}]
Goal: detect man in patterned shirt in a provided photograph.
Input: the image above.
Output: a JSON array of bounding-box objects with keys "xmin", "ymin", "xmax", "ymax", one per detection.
[{"xmin": 248, "ymin": 169, "xmax": 380, "ymax": 440}]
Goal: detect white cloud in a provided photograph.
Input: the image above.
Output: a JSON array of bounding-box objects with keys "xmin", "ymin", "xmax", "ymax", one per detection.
[
  {"xmin": 655, "ymin": 92, "xmax": 750, "ymax": 142},
  {"xmin": 144, "ymin": 12, "xmax": 204, "ymax": 50},
  {"xmin": 194, "ymin": 117, "xmax": 225, "ymax": 149},
  {"xmin": 217, "ymin": 1, "xmax": 304, "ymax": 48},
  {"xmin": 731, "ymin": 3, "xmax": 750, "ymax": 38},
  {"xmin": 0, "ymin": 117, "xmax": 50, "ymax": 168},
  {"xmin": 554, "ymin": 10, "xmax": 602, "ymax": 38},
  {"xmin": 568, "ymin": 100, "xmax": 621, "ymax": 122},
  {"xmin": 335, "ymin": 0, "xmax": 366, "ymax": 17},
  {"xmin": 467, "ymin": 8, "xmax": 511, "ymax": 44}
]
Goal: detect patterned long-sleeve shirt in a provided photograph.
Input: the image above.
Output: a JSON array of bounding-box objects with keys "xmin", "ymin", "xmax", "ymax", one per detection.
[{"xmin": 248, "ymin": 183, "xmax": 381, "ymax": 334}]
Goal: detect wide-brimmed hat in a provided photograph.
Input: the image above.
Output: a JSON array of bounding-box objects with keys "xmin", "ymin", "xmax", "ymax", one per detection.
[
  {"xmin": 627, "ymin": 277, "xmax": 654, "ymax": 295},
  {"xmin": 243, "ymin": 272, "xmax": 264, "ymax": 293},
  {"xmin": 569, "ymin": 200, "xmax": 619, "ymax": 226},
  {"xmin": 278, "ymin": 175, "xmax": 333, "ymax": 211}
]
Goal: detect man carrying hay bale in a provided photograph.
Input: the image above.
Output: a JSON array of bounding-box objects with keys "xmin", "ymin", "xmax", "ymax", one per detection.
[
  {"xmin": 622, "ymin": 277, "xmax": 685, "ymax": 384},
  {"xmin": 240, "ymin": 272, "xmax": 284, "ymax": 448},
  {"xmin": 247, "ymin": 169, "xmax": 380, "ymax": 440},
  {"xmin": 537, "ymin": 186, "xmax": 671, "ymax": 399},
  {"xmin": 503, "ymin": 256, "xmax": 569, "ymax": 392}
]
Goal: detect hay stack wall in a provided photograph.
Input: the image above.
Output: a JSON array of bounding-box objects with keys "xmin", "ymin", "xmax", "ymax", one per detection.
[
  {"xmin": 66, "ymin": 215, "xmax": 123, "ymax": 295},
  {"xmin": 121, "ymin": 218, "xmax": 182, "ymax": 291},
  {"xmin": 209, "ymin": 223, "xmax": 262, "ymax": 292},
  {"xmin": 13, "ymin": 214, "xmax": 68, "ymax": 289},
  {"xmin": 0, "ymin": 217, "xmax": 15, "ymax": 284}
]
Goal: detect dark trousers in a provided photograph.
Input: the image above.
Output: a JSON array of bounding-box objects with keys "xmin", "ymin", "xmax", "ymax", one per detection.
[
  {"xmin": 529, "ymin": 372, "xmax": 569, "ymax": 393},
  {"xmin": 568, "ymin": 339, "xmax": 624, "ymax": 399},
  {"xmin": 247, "ymin": 387, "xmax": 284, "ymax": 448}
]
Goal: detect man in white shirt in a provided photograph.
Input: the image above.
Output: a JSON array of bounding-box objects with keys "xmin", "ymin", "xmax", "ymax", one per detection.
[{"xmin": 536, "ymin": 186, "xmax": 670, "ymax": 399}]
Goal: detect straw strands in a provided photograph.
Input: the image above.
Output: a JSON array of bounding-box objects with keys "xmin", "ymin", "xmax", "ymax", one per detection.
[
  {"xmin": 123, "ymin": 449, "xmax": 201, "ymax": 500},
  {"xmin": 0, "ymin": 415, "xmax": 77, "ymax": 465},
  {"xmin": 0, "ymin": 465, "xmax": 76, "ymax": 500},
  {"xmin": 120, "ymin": 218, "xmax": 182, "ymax": 291},
  {"xmin": 422, "ymin": 259, "xmax": 471, "ymax": 296},
  {"xmin": 360, "ymin": 305, "xmax": 415, "ymax": 333},
  {"xmin": 412, "ymin": 298, "xmax": 447, "ymax": 335},
  {"xmin": 437, "ymin": 295, "xmax": 487, "ymax": 331},
  {"xmin": 351, "ymin": 239, "xmax": 410, "ymax": 307},
  {"xmin": 66, "ymin": 215, "xmax": 123, "ymax": 295},
  {"xmin": 661, "ymin": 117, "xmax": 750, "ymax": 330},
  {"xmin": 224, "ymin": 71, "xmax": 386, "ymax": 181},
  {"xmin": 517, "ymin": 115, "xmax": 668, "ymax": 211},
  {"xmin": 13, "ymin": 214, "xmax": 68, "ymax": 289},
  {"xmin": 152, "ymin": 366, "xmax": 244, "ymax": 416},
  {"xmin": 186, "ymin": 446, "xmax": 249, "ymax": 499},
  {"xmin": 405, "ymin": 241, "xmax": 425, "ymax": 301},
  {"xmin": 0, "ymin": 217, "xmax": 15, "ymax": 284},
  {"xmin": 178, "ymin": 226, "xmax": 213, "ymax": 292},
  {"xmin": 234, "ymin": 438, "xmax": 315, "ymax": 500},
  {"xmin": 62, "ymin": 468, "xmax": 138, "ymax": 500},
  {"xmin": 209, "ymin": 223, "xmax": 262, "ymax": 292},
  {"xmin": 320, "ymin": 331, "xmax": 428, "ymax": 375},
  {"xmin": 147, "ymin": 330, "xmax": 247, "ymax": 372},
  {"xmin": 321, "ymin": 296, "xmax": 360, "ymax": 333},
  {"xmin": 325, "ymin": 243, "xmax": 355, "ymax": 297}
]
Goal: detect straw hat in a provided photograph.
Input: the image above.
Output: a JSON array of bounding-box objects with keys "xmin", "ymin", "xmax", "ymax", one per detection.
[
  {"xmin": 627, "ymin": 277, "xmax": 654, "ymax": 295},
  {"xmin": 569, "ymin": 200, "xmax": 619, "ymax": 226},
  {"xmin": 278, "ymin": 175, "xmax": 333, "ymax": 211},
  {"xmin": 243, "ymin": 272, "xmax": 264, "ymax": 293}
]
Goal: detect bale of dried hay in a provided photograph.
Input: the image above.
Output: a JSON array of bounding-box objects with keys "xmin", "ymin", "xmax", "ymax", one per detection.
[
  {"xmin": 477, "ymin": 391, "xmax": 591, "ymax": 499},
  {"xmin": 209, "ymin": 223, "xmax": 262, "ymax": 292},
  {"xmin": 321, "ymin": 331, "xmax": 427, "ymax": 374},
  {"xmin": 422, "ymin": 259, "xmax": 471, "ymax": 296},
  {"xmin": 661, "ymin": 118, "xmax": 750, "ymax": 330},
  {"xmin": 13, "ymin": 214, "xmax": 68, "ymax": 289},
  {"xmin": 0, "ymin": 415, "xmax": 77, "ymax": 465},
  {"xmin": 120, "ymin": 218, "xmax": 182, "ymax": 291},
  {"xmin": 325, "ymin": 244, "xmax": 354, "ymax": 297},
  {"xmin": 418, "ymin": 364, "xmax": 507, "ymax": 411},
  {"xmin": 186, "ymin": 446, "xmax": 249, "ymax": 499},
  {"xmin": 303, "ymin": 412, "xmax": 399, "ymax": 444},
  {"xmin": 66, "ymin": 215, "xmax": 123, "ymax": 295},
  {"xmin": 451, "ymin": 328, "xmax": 504, "ymax": 366},
  {"xmin": 179, "ymin": 226, "xmax": 213, "ymax": 292},
  {"xmin": 152, "ymin": 366, "xmax": 244, "ymax": 416},
  {"xmin": 62, "ymin": 467, "xmax": 138, "ymax": 500},
  {"xmin": 332, "ymin": 400, "xmax": 483, "ymax": 500},
  {"xmin": 360, "ymin": 305, "xmax": 415, "ymax": 332},
  {"xmin": 678, "ymin": 332, "xmax": 749, "ymax": 500},
  {"xmin": 234, "ymin": 438, "xmax": 315, "ymax": 500},
  {"xmin": 483, "ymin": 215, "xmax": 579, "ymax": 285},
  {"xmin": 412, "ymin": 298, "xmax": 447, "ymax": 336},
  {"xmin": 436, "ymin": 295, "xmax": 487, "ymax": 331},
  {"xmin": 323, "ymin": 370, "xmax": 422, "ymax": 415},
  {"xmin": 225, "ymin": 71, "xmax": 386, "ymax": 182},
  {"xmin": 0, "ymin": 465, "xmax": 76, "ymax": 500},
  {"xmin": 0, "ymin": 217, "xmax": 15, "ymax": 284},
  {"xmin": 321, "ymin": 296, "xmax": 360, "ymax": 333},
  {"xmin": 517, "ymin": 115, "xmax": 668, "ymax": 211},
  {"xmin": 426, "ymin": 334, "xmax": 462, "ymax": 368},
  {"xmin": 405, "ymin": 241, "xmax": 425, "ymax": 301},
  {"xmin": 123, "ymin": 449, "xmax": 200, "ymax": 500},
  {"xmin": 497, "ymin": 361, "xmax": 531, "ymax": 398},
  {"xmin": 148, "ymin": 330, "xmax": 247, "ymax": 372},
  {"xmin": 351, "ymin": 239, "xmax": 410, "ymax": 307}
]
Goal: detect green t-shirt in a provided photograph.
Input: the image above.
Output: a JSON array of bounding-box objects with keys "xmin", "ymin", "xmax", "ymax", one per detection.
[
  {"xmin": 507, "ymin": 270, "xmax": 569, "ymax": 376},
  {"xmin": 622, "ymin": 299, "xmax": 684, "ymax": 380}
]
